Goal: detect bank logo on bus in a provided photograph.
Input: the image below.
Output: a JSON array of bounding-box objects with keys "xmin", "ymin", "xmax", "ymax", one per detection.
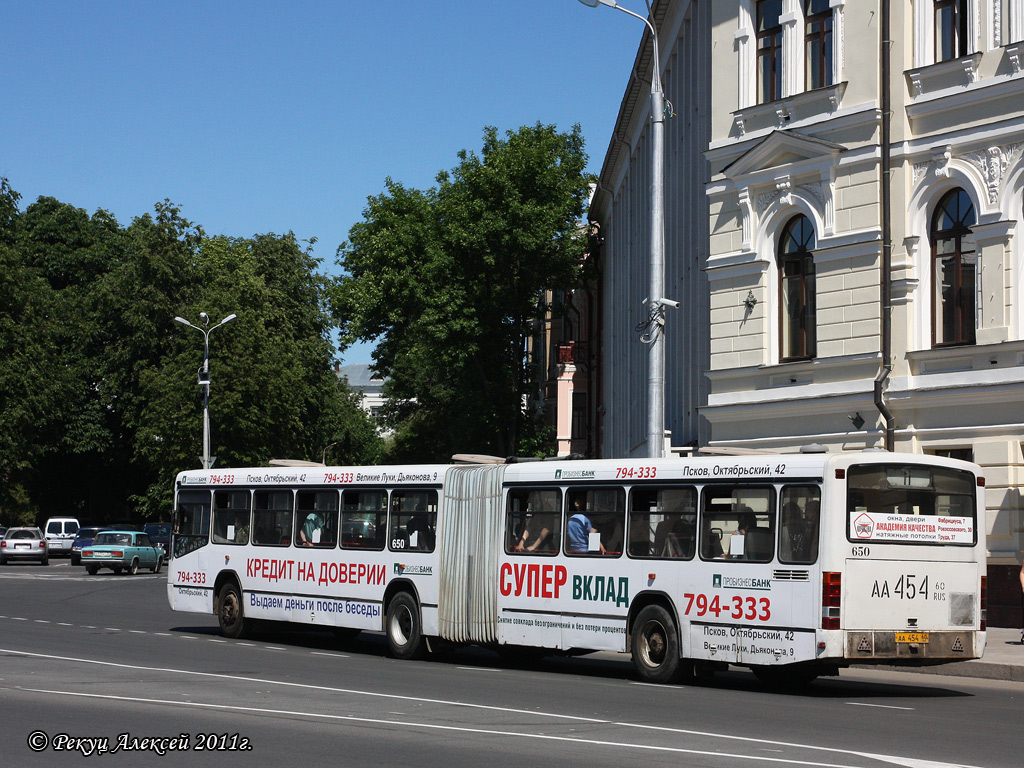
[
  {"xmin": 554, "ymin": 469, "xmax": 595, "ymax": 479},
  {"xmin": 713, "ymin": 574, "xmax": 771, "ymax": 590},
  {"xmin": 394, "ymin": 564, "xmax": 432, "ymax": 576}
]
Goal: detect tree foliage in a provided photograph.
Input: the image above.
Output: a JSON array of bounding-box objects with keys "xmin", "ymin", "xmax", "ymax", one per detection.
[
  {"xmin": 332, "ymin": 123, "xmax": 591, "ymax": 461},
  {"xmin": 0, "ymin": 179, "xmax": 380, "ymax": 525}
]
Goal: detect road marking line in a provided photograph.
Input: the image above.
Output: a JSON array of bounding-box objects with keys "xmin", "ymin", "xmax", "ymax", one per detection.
[
  {"xmin": 311, "ymin": 651, "xmax": 349, "ymax": 658},
  {"xmin": 0, "ymin": 647, "xmax": 984, "ymax": 768},
  {"xmin": 846, "ymin": 702, "xmax": 915, "ymax": 711},
  {"xmin": 13, "ymin": 687, "xmax": 870, "ymax": 768}
]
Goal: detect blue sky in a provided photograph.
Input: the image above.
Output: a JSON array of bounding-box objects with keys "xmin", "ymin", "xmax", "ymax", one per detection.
[{"xmin": 3, "ymin": 1, "xmax": 644, "ymax": 365}]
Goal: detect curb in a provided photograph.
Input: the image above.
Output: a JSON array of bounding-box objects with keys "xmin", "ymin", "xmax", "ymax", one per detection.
[{"xmin": 868, "ymin": 661, "xmax": 1024, "ymax": 683}]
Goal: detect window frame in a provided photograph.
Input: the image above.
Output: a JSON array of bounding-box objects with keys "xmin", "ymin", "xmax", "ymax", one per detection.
[
  {"xmin": 564, "ymin": 486, "xmax": 626, "ymax": 558},
  {"xmin": 934, "ymin": 0, "xmax": 969, "ymax": 62},
  {"xmin": 756, "ymin": 0, "xmax": 785, "ymax": 103},
  {"xmin": 930, "ymin": 188, "xmax": 977, "ymax": 347},
  {"xmin": 505, "ymin": 487, "xmax": 562, "ymax": 556},
  {"xmin": 626, "ymin": 485, "xmax": 697, "ymax": 560},
  {"xmin": 778, "ymin": 215, "xmax": 818, "ymax": 362},
  {"xmin": 804, "ymin": 0, "xmax": 834, "ymax": 90}
]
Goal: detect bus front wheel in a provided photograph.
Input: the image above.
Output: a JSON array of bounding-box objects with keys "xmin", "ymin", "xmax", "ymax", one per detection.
[
  {"xmin": 386, "ymin": 592, "xmax": 425, "ymax": 660},
  {"xmin": 217, "ymin": 582, "xmax": 250, "ymax": 639},
  {"xmin": 631, "ymin": 605, "xmax": 681, "ymax": 684}
]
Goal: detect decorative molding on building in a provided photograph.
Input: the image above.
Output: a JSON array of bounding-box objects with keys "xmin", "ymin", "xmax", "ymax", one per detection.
[
  {"xmin": 962, "ymin": 143, "xmax": 1024, "ymax": 204},
  {"xmin": 1007, "ymin": 43, "xmax": 1024, "ymax": 75},
  {"xmin": 912, "ymin": 145, "xmax": 954, "ymax": 184}
]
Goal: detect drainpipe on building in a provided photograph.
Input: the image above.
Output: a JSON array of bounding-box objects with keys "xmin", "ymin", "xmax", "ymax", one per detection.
[{"xmin": 875, "ymin": 0, "xmax": 896, "ymax": 451}]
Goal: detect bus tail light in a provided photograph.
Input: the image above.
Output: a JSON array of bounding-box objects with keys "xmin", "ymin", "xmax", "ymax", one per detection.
[
  {"xmin": 822, "ymin": 572, "xmax": 841, "ymax": 630},
  {"xmin": 980, "ymin": 576, "xmax": 987, "ymax": 631}
]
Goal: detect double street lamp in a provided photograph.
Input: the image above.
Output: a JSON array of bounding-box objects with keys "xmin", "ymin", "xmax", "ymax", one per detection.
[
  {"xmin": 577, "ymin": 0, "xmax": 669, "ymax": 459},
  {"xmin": 174, "ymin": 312, "xmax": 237, "ymax": 470}
]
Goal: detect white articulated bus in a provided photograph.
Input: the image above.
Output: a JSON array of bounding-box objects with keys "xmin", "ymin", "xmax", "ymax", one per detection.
[{"xmin": 168, "ymin": 451, "xmax": 987, "ymax": 683}]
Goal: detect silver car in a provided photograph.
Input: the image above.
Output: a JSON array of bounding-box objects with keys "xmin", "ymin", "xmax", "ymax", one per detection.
[{"xmin": 0, "ymin": 527, "xmax": 49, "ymax": 566}]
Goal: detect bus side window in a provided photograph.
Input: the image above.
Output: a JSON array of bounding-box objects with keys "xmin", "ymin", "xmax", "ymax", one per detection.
[
  {"xmin": 389, "ymin": 490, "xmax": 438, "ymax": 552},
  {"xmin": 780, "ymin": 486, "xmax": 820, "ymax": 564},
  {"xmin": 174, "ymin": 490, "xmax": 212, "ymax": 557},
  {"xmin": 213, "ymin": 490, "xmax": 251, "ymax": 546},
  {"xmin": 342, "ymin": 489, "xmax": 386, "ymax": 551},
  {"xmin": 565, "ymin": 487, "xmax": 625, "ymax": 556},
  {"xmin": 627, "ymin": 486, "xmax": 696, "ymax": 560},
  {"xmin": 699, "ymin": 486, "xmax": 775, "ymax": 563},
  {"xmin": 252, "ymin": 489, "xmax": 293, "ymax": 547},
  {"xmin": 506, "ymin": 488, "xmax": 561, "ymax": 555},
  {"xmin": 296, "ymin": 490, "xmax": 339, "ymax": 548}
]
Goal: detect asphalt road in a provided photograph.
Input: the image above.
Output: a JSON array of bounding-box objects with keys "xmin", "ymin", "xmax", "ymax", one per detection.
[{"xmin": 0, "ymin": 559, "xmax": 1019, "ymax": 768}]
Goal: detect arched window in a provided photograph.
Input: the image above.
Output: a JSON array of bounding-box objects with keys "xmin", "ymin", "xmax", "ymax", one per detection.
[
  {"xmin": 931, "ymin": 188, "xmax": 976, "ymax": 346},
  {"xmin": 779, "ymin": 215, "xmax": 817, "ymax": 361}
]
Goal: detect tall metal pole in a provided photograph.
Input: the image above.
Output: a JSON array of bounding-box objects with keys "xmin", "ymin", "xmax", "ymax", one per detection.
[
  {"xmin": 577, "ymin": 0, "xmax": 667, "ymax": 458},
  {"xmin": 175, "ymin": 313, "xmax": 237, "ymax": 470}
]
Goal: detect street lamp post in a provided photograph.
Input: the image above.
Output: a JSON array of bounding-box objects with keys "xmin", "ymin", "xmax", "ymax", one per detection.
[
  {"xmin": 577, "ymin": 0, "xmax": 668, "ymax": 459},
  {"xmin": 174, "ymin": 312, "xmax": 237, "ymax": 469}
]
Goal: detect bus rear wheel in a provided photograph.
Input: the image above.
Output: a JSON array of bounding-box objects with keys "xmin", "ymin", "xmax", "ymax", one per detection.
[
  {"xmin": 217, "ymin": 582, "xmax": 251, "ymax": 639},
  {"xmin": 631, "ymin": 605, "xmax": 682, "ymax": 684},
  {"xmin": 386, "ymin": 592, "xmax": 425, "ymax": 660}
]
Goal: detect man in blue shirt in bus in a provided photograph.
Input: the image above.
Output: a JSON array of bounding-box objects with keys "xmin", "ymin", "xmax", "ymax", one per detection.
[{"xmin": 567, "ymin": 506, "xmax": 605, "ymax": 554}]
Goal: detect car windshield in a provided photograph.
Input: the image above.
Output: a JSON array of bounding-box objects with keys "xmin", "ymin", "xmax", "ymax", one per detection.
[
  {"xmin": 9, "ymin": 530, "xmax": 39, "ymax": 540},
  {"xmin": 76, "ymin": 528, "xmax": 101, "ymax": 539},
  {"xmin": 145, "ymin": 525, "xmax": 171, "ymax": 537},
  {"xmin": 95, "ymin": 533, "xmax": 133, "ymax": 545}
]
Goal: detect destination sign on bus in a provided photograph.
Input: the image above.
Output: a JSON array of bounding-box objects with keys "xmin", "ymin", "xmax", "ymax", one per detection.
[{"xmin": 850, "ymin": 512, "xmax": 974, "ymax": 543}]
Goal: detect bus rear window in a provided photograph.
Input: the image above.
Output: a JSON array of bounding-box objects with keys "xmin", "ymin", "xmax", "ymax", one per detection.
[{"xmin": 846, "ymin": 464, "xmax": 976, "ymax": 545}]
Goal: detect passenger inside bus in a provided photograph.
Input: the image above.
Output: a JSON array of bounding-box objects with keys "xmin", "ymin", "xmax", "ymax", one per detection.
[
  {"xmin": 567, "ymin": 511, "xmax": 605, "ymax": 554},
  {"xmin": 299, "ymin": 511, "xmax": 324, "ymax": 546},
  {"xmin": 515, "ymin": 514, "xmax": 554, "ymax": 552}
]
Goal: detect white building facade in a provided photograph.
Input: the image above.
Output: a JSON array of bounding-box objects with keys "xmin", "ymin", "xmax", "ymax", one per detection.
[
  {"xmin": 586, "ymin": 0, "xmax": 1024, "ymax": 624},
  {"xmin": 705, "ymin": 0, "xmax": 1024, "ymax": 623}
]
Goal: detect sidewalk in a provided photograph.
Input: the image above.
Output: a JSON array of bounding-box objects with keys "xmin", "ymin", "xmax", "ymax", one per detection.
[{"xmin": 873, "ymin": 626, "xmax": 1024, "ymax": 683}]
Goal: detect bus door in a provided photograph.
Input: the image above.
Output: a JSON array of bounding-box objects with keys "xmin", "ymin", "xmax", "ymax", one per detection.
[
  {"xmin": 693, "ymin": 484, "xmax": 794, "ymax": 665},
  {"xmin": 170, "ymin": 488, "xmax": 214, "ymax": 612},
  {"xmin": 497, "ymin": 486, "xmax": 565, "ymax": 649}
]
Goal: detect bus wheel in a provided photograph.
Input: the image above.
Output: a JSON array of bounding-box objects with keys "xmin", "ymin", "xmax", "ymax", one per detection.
[
  {"xmin": 386, "ymin": 592, "xmax": 425, "ymax": 660},
  {"xmin": 631, "ymin": 605, "xmax": 681, "ymax": 684},
  {"xmin": 217, "ymin": 582, "xmax": 250, "ymax": 639}
]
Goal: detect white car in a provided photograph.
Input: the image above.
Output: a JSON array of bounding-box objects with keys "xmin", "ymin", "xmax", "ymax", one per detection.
[
  {"xmin": 44, "ymin": 517, "xmax": 80, "ymax": 556},
  {"xmin": 1, "ymin": 527, "xmax": 49, "ymax": 566}
]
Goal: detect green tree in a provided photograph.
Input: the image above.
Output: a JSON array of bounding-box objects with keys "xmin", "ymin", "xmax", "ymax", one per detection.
[
  {"xmin": 0, "ymin": 179, "xmax": 380, "ymax": 524},
  {"xmin": 332, "ymin": 123, "xmax": 591, "ymax": 461}
]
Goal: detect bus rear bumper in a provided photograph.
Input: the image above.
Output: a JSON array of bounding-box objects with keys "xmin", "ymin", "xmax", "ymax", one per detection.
[{"xmin": 843, "ymin": 630, "xmax": 981, "ymax": 663}]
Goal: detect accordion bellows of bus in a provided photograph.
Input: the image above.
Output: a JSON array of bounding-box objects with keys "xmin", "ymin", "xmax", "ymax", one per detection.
[{"xmin": 169, "ymin": 451, "xmax": 987, "ymax": 685}]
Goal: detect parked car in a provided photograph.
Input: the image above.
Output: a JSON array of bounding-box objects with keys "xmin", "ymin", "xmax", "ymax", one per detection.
[
  {"xmin": 143, "ymin": 523, "xmax": 171, "ymax": 557},
  {"xmin": 44, "ymin": 517, "xmax": 80, "ymax": 557},
  {"xmin": 81, "ymin": 530, "xmax": 163, "ymax": 575},
  {"xmin": 0, "ymin": 527, "xmax": 49, "ymax": 566},
  {"xmin": 70, "ymin": 527, "xmax": 107, "ymax": 566}
]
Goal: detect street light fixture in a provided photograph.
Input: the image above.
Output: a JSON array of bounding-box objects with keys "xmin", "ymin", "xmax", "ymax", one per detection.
[
  {"xmin": 577, "ymin": 0, "xmax": 668, "ymax": 459},
  {"xmin": 174, "ymin": 312, "xmax": 238, "ymax": 470}
]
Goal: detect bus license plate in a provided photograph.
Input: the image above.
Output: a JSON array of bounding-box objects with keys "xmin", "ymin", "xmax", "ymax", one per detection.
[{"xmin": 895, "ymin": 632, "xmax": 930, "ymax": 643}]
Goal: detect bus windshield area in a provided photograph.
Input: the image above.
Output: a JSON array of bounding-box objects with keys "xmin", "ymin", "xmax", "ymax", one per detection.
[{"xmin": 846, "ymin": 463, "xmax": 977, "ymax": 545}]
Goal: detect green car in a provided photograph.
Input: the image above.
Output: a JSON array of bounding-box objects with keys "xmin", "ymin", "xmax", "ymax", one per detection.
[{"xmin": 81, "ymin": 530, "xmax": 164, "ymax": 575}]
